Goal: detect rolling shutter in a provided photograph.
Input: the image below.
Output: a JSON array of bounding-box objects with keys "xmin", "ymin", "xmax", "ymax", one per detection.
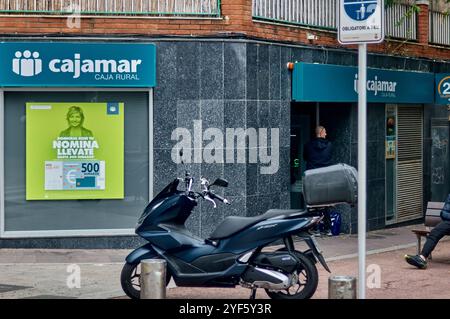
[{"xmin": 396, "ymin": 105, "xmax": 423, "ymax": 222}]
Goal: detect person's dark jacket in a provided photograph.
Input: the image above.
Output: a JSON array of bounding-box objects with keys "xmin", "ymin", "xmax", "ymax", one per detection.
[{"xmin": 303, "ymin": 138, "xmax": 333, "ymax": 170}]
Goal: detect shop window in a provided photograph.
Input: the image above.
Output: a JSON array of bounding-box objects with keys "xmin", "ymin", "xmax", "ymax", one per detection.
[{"xmin": 3, "ymin": 91, "xmax": 149, "ymax": 234}]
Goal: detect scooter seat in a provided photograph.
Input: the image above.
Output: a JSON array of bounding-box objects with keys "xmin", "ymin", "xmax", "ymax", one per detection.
[{"xmin": 209, "ymin": 209, "xmax": 307, "ymax": 240}]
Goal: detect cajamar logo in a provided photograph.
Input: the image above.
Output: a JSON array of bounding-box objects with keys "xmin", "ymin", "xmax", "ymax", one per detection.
[{"xmin": 13, "ymin": 50, "xmax": 42, "ymax": 77}]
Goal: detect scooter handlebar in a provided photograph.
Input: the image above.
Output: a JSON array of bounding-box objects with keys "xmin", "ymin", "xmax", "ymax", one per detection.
[
  {"xmin": 210, "ymin": 192, "xmax": 231, "ymax": 205},
  {"xmin": 187, "ymin": 177, "xmax": 231, "ymax": 206}
]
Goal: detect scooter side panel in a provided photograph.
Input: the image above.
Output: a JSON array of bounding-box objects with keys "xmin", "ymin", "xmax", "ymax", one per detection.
[
  {"xmin": 151, "ymin": 245, "xmax": 246, "ymax": 286},
  {"xmin": 125, "ymin": 242, "xmax": 159, "ymax": 264},
  {"xmin": 220, "ymin": 218, "xmax": 312, "ymax": 252},
  {"xmin": 171, "ymin": 243, "xmax": 217, "ymax": 263},
  {"xmin": 171, "ymin": 262, "xmax": 248, "ymax": 287},
  {"xmin": 147, "ymin": 231, "xmax": 206, "ymax": 251},
  {"xmin": 168, "ymin": 218, "xmax": 312, "ymax": 263}
]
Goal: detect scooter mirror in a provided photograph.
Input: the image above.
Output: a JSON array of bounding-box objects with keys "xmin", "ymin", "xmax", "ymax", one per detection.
[{"xmin": 211, "ymin": 178, "xmax": 229, "ymax": 188}]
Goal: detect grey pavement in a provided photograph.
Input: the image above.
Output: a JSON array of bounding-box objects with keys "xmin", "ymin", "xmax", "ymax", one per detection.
[
  {"xmin": 166, "ymin": 240, "xmax": 450, "ymax": 299},
  {"xmin": 0, "ymin": 224, "xmax": 442, "ymax": 299}
]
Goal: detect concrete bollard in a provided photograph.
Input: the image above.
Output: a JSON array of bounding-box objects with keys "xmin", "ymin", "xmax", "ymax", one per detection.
[
  {"xmin": 328, "ymin": 275, "xmax": 357, "ymax": 299},
  {"xmin": 140, "ymin": 259, "xmax": 167, "ymax": 299}
]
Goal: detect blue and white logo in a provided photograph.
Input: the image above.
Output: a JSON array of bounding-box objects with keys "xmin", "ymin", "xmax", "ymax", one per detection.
[
  {"xmin": 13, "ymin": 50, "xmax": 42, "ymax": 77},
  {"xmin": 344, "ymin": 0, "xmax": 378, "ymax": 21},
  {"xmin": 107, "ymin": 103, "xmax": 120, "ymax": 115}
]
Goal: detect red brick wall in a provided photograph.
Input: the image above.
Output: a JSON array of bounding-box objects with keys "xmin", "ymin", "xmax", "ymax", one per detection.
[
  {"xmin": 0, "ymin": 0, "xmax": 448, "ymax": 60},
  {"xmin": 417, "ymin": 3, "xmax": 429, "ymax": 45}
]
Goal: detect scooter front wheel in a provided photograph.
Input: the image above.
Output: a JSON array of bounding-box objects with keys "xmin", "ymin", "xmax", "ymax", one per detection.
[{"xmin": 120, "ymin": 261, "xmax": 172, "ymax": 299}]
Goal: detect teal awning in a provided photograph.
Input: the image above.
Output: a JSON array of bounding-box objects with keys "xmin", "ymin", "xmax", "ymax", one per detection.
[{"xmin": 292, "ymin": 62, "xmax": 435, "ymax": 104}]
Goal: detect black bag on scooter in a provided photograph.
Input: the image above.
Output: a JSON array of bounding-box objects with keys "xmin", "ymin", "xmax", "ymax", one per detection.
[{"xmin": 303, "ymin": 163, "xmax": 358, "ymax": 207}]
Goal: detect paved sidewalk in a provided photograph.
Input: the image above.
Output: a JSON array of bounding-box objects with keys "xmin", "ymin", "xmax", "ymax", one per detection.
[
  {"xmin": 166, "ymin": 240, "xmax": 450, "ymax": 299},
  {"xmin": 0, "ymin": 224, "xmax": 448, "ymax": 299}
]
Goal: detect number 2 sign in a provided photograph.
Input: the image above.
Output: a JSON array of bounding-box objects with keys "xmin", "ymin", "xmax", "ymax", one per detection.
[{"xmin": 437, "ymin": 75, "xmax": 450, "ymax": 105}]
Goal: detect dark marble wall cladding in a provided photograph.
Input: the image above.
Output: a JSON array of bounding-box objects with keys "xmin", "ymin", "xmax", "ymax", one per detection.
[
  {"xmin": 245, "ymin": 43, "xmax": 292, "ymax": 217},
  {"xmin": 225, "ymin": 43, "xmax": 246, "ymax": 100},
  {"xmin": 153, "ymin": 40, "xmax": 293, "ymax": 237},
  {"xmin": 424, "ymin": 104, "xmax": 432, "ymax": 204},
  {"xmin": 429, "ymin": 104, "xmax": 450, "ymax": 202},
  {"xmin": 348, "ymin": 103, "xmax": 386, "ymax": 233},
  {"xmin": 200, "ymin": 43, "xmax": 224, "ymax": 100}
]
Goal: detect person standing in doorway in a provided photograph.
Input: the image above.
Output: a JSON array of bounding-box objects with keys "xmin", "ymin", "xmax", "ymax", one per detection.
[
  {"xmin": 303, "ymin": 125, "xmax": 333, "ymax": 170},
  {"xmin": 303, "ymin": 125, "xmax": 334, "ymax": 236}
]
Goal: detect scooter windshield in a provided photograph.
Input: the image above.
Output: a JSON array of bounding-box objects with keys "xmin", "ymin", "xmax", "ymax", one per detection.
[
  {"xmin": 136, "ymin": 178, "xmax": 181, "ymax": 226},
  {"xmin": 152, "ymin": 178, "xmax": 180, "ymax": 202}
]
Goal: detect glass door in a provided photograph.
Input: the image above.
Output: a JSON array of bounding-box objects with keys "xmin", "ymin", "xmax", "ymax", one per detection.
[{"xmin": 385, "ymin": 104, "xmax": 397, "ymax": 223}]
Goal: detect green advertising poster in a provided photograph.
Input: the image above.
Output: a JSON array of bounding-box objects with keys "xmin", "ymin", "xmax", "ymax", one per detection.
[{"xmin": 26, "ymin": 102, "xmax": 124, "ymax": 200}]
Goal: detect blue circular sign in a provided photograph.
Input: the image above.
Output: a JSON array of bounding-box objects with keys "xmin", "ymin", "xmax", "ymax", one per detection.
[{"xmin": 344, "ymin": 0, "xmax": 379, "ymax": 21}]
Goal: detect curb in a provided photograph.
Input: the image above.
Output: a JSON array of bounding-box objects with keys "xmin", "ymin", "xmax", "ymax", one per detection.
[{"xmin": 325, "ymin": 243, "xmax": 417, "ymax": 262}]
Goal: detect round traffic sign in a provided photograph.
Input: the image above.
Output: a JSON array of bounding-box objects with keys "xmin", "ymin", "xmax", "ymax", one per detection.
[{"xmin": 344, "ymin": 0, "xmax": 379, "ymax": 21}]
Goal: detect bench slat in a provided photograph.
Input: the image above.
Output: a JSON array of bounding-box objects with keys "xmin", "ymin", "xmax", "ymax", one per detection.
[
  {"xmin": 426, "ymin": 209, "xmax": 441, "ymax": 217},
  {"xmin": 424, "ymin": 201, "xmax": 445, "ymax": 227},
  {"xmin": 427, "ymin": 202, "xmax": 444, "ymax": 210}
]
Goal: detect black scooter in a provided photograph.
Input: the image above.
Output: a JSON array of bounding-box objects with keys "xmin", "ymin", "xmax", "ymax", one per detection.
[{"xmin": 121, "ymin": 170, "xmax": 332, "ymax": 299}]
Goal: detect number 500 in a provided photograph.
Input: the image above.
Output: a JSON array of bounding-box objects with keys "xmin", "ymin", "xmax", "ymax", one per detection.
[{"xmin": 81, "ymin": 162, "xmax": 100, "ymax": 173}]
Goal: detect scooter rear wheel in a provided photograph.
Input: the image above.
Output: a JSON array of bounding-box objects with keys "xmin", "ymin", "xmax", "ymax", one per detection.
[
  {"xmin": 120, "ymin": 261, "xmax": 172, "ymax": 299},
  {"xmin": 265, "ymin": 251, "xmax": 318, "ymax": 300}
]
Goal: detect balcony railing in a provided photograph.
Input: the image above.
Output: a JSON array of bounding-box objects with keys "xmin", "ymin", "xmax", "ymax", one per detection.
[
  {"xmin": 429, "ymin": 10, "xmax": 450, "ymax": 46},
  {"xmin": 385, "ymin": 2, "xmax": 417, "ymax": 40},
  {"xmin": 252, "ymin": 0, "xmax": 337, "ymax": 30},
  {"xmin": 252, "ymin": 0, "xmax": 418, "ymax": 40},
  {"xmin": 0, "ymin": 0, "xmax": 221, "ymax": 17}
]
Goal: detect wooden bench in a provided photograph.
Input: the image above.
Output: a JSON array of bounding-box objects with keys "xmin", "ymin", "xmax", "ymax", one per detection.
[{"xmin": 411, "ymin": 202, "xmax": 444, "ymax": 259}]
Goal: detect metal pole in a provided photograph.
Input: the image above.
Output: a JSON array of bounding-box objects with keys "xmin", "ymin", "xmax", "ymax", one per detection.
[
  {"xmin": 358, "ymin": 43, "xmax": 367, "ymax": 300},
  {"xmin": 140, "ymin": 259, "xmax": 167, "ymax": 299},
  {"xmin": 328, "ymin": 276, "xmax": 357, "ymax": 299}
]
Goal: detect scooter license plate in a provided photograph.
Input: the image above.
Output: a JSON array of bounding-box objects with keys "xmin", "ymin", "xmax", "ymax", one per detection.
[{"xmin": 310, "ymin": 236, "xmax": 323, "ymax": 254}]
